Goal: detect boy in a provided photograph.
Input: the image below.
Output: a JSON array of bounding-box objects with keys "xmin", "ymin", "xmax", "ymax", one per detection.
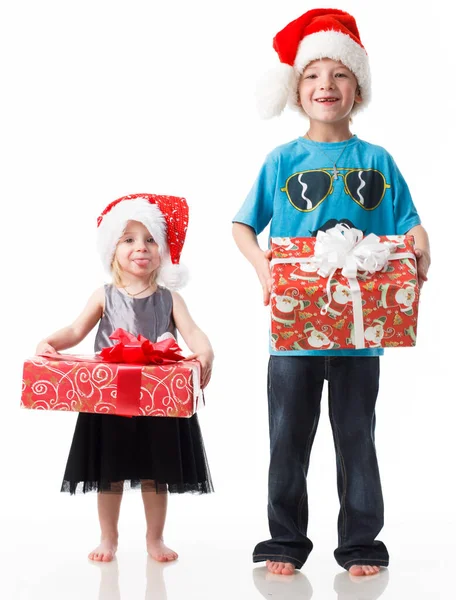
[{"xmin": 232, "ymin": 9, "xmax": 430, "ymax": 577}]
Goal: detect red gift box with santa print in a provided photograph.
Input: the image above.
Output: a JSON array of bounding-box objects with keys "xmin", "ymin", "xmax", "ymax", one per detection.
[
  {"xmin": 21, "ymin": 330, "xmax": 203, "ymax": 417},
  {"xmin": 270, "ymin": 226, "xmax": 419, "ymax": 352}
]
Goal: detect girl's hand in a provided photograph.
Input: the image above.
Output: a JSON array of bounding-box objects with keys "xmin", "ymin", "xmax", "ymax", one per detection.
[
  {"xmin": 185, "ymin": 352, "xmax": 214, "ymax": 389},
  {"xmin": 415, "ymin": 248, "xmax": 431, "ymax": 289},
  {"xmin": 36, "ymin": 341, "xmax": 58, "ymax": 355},
  {"xmin": 254, "ymin": 249, "xmax": 274, "ymax": 306}
]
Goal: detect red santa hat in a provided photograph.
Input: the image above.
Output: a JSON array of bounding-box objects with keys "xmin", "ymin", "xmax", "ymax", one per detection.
[
  {"xmin": 257, "ymin": 8, "xmax": 371, "ymax": 119},
  {"xmin": 97, "ymin": 193, "xmax": 189, "ymax": 290}
]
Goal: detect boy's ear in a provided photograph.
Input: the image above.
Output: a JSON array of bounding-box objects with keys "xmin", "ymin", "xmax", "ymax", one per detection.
[{"xmin": 354, "ymin": 87, "xmax": 363, "ymax": 104}]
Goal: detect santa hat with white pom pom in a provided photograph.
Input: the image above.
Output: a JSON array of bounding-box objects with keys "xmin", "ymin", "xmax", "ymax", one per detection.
[
  {"xmin": 256, "ymin": 8, "xmax": 371, "ymax": 119},
  {"xmin": 97, "ymin": 193, "xmax": 189, "ymax": 290}
]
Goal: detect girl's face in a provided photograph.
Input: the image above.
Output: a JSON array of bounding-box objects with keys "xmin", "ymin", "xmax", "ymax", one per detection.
[
  {"xmin": 114, "ymin": 220, "xmax": 160, "ymax": 280},
  {"xmin": 298, "ymin": 58, "xmax": 362, "ymax": 124}
]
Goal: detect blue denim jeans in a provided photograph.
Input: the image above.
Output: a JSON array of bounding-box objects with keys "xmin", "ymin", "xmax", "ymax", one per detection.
[{"xmin": 253, "ymin": 355, "xmax": 389, "ymax": 570}]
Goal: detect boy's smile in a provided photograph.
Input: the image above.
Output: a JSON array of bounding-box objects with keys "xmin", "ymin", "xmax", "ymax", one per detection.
[{"xmin": 298, "ymin": 58, "xmax": 362, "ymax": 125}]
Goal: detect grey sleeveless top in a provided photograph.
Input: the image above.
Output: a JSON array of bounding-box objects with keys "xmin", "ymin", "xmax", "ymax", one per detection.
[{"xmin": 94, "ymin": 285, "xmax": 176, "ymax": 352}]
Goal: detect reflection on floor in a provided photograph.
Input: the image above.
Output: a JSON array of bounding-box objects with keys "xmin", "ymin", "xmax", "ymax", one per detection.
[
  {"xmin": 96, "ymin": 558, "xmax": 170, "ymax": 600},
  {"xmin": 252, "ymin": 566, "xmax": 389, "ymax": 600}
]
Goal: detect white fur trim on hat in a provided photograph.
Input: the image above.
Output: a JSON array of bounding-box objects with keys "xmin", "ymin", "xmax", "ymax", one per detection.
[{"xmin": 97, "ymin": 197, "xmax": 167, "ymax": 273}]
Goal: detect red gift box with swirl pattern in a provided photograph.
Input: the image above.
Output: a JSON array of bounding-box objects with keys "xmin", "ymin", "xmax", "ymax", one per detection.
[
  {"xmin": 270, "ymin": 227, "xmax": 419, "ymax": 352},
  {"xmin": 21, "ymin": 329, "xmax": 202, "ymax": 417}
]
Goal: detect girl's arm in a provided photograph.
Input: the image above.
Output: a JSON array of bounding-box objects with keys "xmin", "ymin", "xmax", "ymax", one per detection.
[
  {"xmin": 171, "ymin": 291, "xmax": 214, "ymax": 389},
  {"xmin": 407, "ymin": 224, "xmax": 430, "ymax": 289},
  {"xmin": 36, "ymin": 287, "xmax": 105, "ymax": 354}
]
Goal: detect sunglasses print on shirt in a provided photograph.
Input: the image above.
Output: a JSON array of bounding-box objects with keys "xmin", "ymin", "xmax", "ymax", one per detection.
[{"xmin": 281, "ymin": 168, "xmax": 391, "ymax": 213}]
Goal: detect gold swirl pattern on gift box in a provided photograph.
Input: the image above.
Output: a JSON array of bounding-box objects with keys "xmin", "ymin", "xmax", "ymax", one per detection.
[{"xmin": 21, "ymin": 356, "xmax": 201, "ymax": 418}]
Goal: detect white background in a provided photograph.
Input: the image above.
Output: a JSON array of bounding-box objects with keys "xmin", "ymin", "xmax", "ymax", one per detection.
[{"xmin": 1, "ymin": 1, "xmax": 454, "ymax": 598}]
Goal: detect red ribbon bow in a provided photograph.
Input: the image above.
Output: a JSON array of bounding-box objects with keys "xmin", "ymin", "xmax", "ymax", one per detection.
[
  {"xmin": 99, "ymin": 328, "xmax": 184, "ymax": 365},
  {"xmin": 98, "ymin": 329, "xmax": 184, "ymax": 417}
]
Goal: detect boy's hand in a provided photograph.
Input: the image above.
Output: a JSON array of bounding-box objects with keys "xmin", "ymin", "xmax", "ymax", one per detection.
[
  {"xmin": 254, "ymin": 249, "xmax": 274, "ymax": 306},
  {"xmin": 415, "ymin": 248, "xmax": 430, "ymax": 289},
  {"xmin": 185, "ymin": 352, "xmax": 214, "ymax": 389},
  {"xmin": 36, "ymin": 341, "xmax": 58, "ymax": 355}
]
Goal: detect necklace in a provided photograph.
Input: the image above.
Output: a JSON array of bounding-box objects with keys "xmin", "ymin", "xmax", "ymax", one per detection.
[
  {"xmin": 123, "ymin": 283, "xmax": 151, "ymax": 297},
  {"xmin": 305, "ymin": 132, "xmax": 354, "ymax": 180}
]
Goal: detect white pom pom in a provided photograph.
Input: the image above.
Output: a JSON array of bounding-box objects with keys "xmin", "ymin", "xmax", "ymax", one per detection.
[
  {"xmin": 255, "ymin": 64, "xmax": 296, "ymax": 119},
  {"xmin": 157, "ymin": 262, "xmax": 190, "ymax": 291}
]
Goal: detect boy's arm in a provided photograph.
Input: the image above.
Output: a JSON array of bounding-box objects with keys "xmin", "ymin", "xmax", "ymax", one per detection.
[
  {"xmin": 171, "ymin": 291, "xmax": 214, "ymax": 389},
  {"xmin": 407, "ymin": 224, "xmax": 430, "ymax": 289},
  {"xmin": 232, "ymin": 222, "xmax": 273, "ymax": 306},
  {"xmin": 36, "ymin": 287, "xmax": 105, "ymax": 354}
]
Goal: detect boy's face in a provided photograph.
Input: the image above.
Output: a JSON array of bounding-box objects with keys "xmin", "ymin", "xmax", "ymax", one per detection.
[{"xmin": 297, "ymin": 58, "xmax": 362, "ymax": 124}]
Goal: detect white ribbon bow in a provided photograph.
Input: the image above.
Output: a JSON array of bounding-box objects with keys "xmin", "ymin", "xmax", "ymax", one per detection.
[{"xmin": 314, "ymin": 224, "xmax": 394, "ymax": 279}]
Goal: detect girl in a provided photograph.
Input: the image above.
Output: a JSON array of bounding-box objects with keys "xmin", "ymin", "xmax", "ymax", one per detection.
[{"xmin": 36, "ymin": 193, "xmax": 214, "ymax": 563}]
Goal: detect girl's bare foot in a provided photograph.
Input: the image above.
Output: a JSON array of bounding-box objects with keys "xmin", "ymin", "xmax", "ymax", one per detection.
[
  {"xmin": 146, "ymin": 537, "xmax": 178, "ymax": 562},
  {"xmin": 348, "ymin": 565, "xmax": 380, "ymax": 577},
  {"xmin": 88, "ymin": 537, "xmax": 118, "ymax": 562},
  {"xmin": 266, "ymin": 560, "xmax": 296, "ymax": 575}
]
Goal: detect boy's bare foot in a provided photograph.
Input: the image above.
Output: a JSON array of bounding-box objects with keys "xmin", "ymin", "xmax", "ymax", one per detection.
[
  {"xmin": 147, "ymin": 537, "xmax": 178, "ymax": 562},
  {"xmin": 88, "ymin": 537, "xmax": 118, "ymax": 562},
  {"xmin": 348, "ymin": 565, "xmax": 380, "ymax": 577},
  {"xmin": 266, "ymin": 560, "xmax": 296, "ymax": 575}
]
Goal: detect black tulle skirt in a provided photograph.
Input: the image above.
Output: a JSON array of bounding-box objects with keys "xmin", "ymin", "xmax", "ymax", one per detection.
[{"xmin": 61, "ymin": 412, "xmax": 213, "ymax": 494}]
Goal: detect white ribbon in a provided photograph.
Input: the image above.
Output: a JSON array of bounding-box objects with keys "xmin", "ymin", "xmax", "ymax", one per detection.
[{"xmin": 313, "ymin": 225, "xmax": 395, "ymax": 349}]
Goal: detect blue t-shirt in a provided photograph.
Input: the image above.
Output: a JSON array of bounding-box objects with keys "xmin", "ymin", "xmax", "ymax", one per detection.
[{"xmin": 233, "ymin": 136, "xmax": 421, "ymax": 356}]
